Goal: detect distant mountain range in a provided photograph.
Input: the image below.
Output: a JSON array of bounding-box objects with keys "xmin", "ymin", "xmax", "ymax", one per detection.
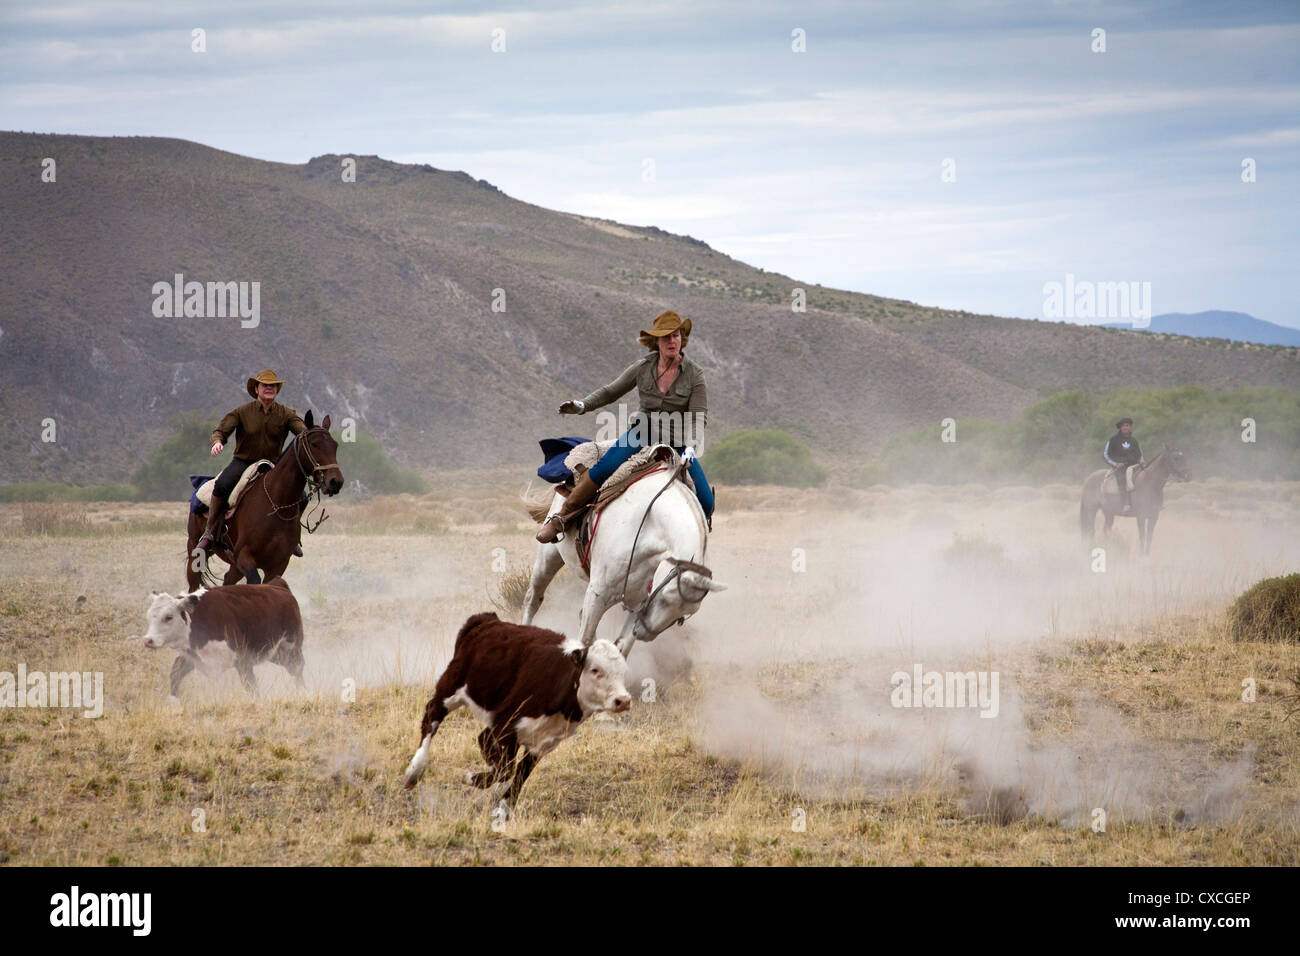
[
  {"xmin": 2, "ymin": 132, "xmax": 1298, "ymax": 485},
  {"xmin": 1103, "ymin": 311, "xmax": 1300, "ymax": 347}
]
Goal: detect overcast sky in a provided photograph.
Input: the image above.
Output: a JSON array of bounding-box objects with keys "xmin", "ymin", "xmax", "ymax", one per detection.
[{"xmin": 3, "ymin": 0, "xmax": 1297, "ymax": 328}]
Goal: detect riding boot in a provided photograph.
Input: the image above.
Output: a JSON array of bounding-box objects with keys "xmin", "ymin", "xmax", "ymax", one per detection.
[
  {"xmin": 536, "ymin": 473, "xmax": 599, "ymax": 543},
  {"xmin": 196, "ymin": 494, "xmax": 228, "ymax": 552}
]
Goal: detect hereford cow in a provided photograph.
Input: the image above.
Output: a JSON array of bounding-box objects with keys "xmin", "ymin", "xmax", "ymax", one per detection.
[
  {"xmin": 402, "ymin": 612, "xmax": 631, "ymax": 816},
  {"xmin": 141, "ymin": 577, "xmax": 305, "ymax": 702}
]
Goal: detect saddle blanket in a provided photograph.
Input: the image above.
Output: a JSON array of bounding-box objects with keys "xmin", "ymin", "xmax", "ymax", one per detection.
[
  {"xmin": 189, "ymin": 460, "xmax": 274, "ymax": 515},
  {"xmin": 1102, "ymin": 468, "xmax": 1137, "ymax": 496},
  {"xmin": 563, "ymin": 440, "xmax": 694, "ymax": 506}
]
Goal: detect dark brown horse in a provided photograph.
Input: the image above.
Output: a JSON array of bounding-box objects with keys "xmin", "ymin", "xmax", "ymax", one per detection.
[
  {"xmin": 1080, "ymin": 445, "xmax": 1189, "ymax": 555},
  {"xmin": 186, "ymin": 411, "xmax": 343, "ymax": 589}
]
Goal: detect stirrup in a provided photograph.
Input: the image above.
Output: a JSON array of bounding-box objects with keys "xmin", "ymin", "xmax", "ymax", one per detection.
[{"xmin": 537, "ymin": 512, "xmax": 566, "ymax": 542}]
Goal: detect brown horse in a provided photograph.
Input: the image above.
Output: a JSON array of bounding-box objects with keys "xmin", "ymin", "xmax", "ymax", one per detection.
[
  {"xmin": 185, "ymin": 411, "xmax": 343, "ymax": 589},
  {"xmin": 1079, "ymin": 444, "xmax": 1189, "ymax": 555}
]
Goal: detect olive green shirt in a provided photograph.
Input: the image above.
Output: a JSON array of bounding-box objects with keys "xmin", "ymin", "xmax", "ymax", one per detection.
[
  {"xmin": 210, "ymin": 401, "xmax": 307, "ymax": 462},
  {"xmin": 581, "ymin": 353, "xmax": 707, "ymax": 446}
]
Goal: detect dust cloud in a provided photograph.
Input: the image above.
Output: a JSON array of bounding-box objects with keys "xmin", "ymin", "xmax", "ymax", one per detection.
[{"xmin": 642, "ymin": 482, "xmax": 1300, "ymax": 823}]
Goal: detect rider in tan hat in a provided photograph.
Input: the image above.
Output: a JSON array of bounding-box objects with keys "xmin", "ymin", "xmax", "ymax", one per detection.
[
  {"xmin": 196, "ymin": 370, "xmax": 307, "ymax": 553},
  {"xmin": 537, "ymin": 310, "xmax": 714, "ymax": 543}
]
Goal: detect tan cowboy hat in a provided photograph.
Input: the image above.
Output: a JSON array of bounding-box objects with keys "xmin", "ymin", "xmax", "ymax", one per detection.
[
  {"xmin": 246, "ymin": 369, "xmax": 285, "ymax": 398},
  {"xmin": 638, "ymin": 310, "xmax": 692, "ymax": 350}
]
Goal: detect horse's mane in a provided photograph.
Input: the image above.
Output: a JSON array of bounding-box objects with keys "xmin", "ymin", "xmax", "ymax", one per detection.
[
  {"xmin": 275, "ymin": 435, "xmax": 298, "ymax": 465},
  {"xmin": 275, "ymin": 422, "xmax": 328, "ymax": 465}
]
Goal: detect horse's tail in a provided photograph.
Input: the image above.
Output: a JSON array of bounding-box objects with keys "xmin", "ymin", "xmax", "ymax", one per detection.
[
  {"xmin": 521, "ymin": 485, "xmax": 557, "ymax": 524},
  {"xmin": 1079, "ymin": 488, "xmax": 1096, "ymax": 540}
]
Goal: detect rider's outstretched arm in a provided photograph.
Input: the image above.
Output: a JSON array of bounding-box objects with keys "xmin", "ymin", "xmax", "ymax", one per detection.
[
  {"xmin": 211, "ymin": 410, "xmax": 240, "ymax": 451},
  {"xmin": 580, "ymin": 358, "xmax": 644, "ymax": 412}
]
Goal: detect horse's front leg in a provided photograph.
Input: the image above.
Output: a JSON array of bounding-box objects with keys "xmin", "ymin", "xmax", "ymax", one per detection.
[
  {"xmin": 228, "ymin": 548, "xmax": 261, "ymax": 585},
  {"xmin": 578, "ymin": 584, "xmax": 615, "ymax": 647},
  {"xmin": 615, "ymin": 614, "xmax": 640, "ymax": 658},
  {"xmin": 261, "ymin": 553, "xmax": 290, "ymax": 583},
  {"xmin": 521, "ymin": 543, "xmax": 565, "ymax": 625}
]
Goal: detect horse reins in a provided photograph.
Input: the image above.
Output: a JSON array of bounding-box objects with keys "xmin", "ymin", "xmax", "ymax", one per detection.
[
  {"xmin": 263, "ymin": 427, "xmax": 340, "ymax": 533},
  {"xmin": 620, "ymin": 456, "xmax": 688, "ymax": 605},
  {"xmin": 619, "ymin": 454, "xmax": 712, "ymax": 631}
]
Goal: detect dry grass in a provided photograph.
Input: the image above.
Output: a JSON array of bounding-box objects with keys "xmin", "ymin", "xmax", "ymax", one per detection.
[
  {"xmin": 1227, "ymin": 573, "xmax": 1300, "ymax": 644},
  {"xmin": 2, "ymin": 478, "xmax": 1300, "ymax": 865},
  {"xmin": 20, "ymin": 502, "xmax": 89, "ymax": 535},
  {"xmin": 487, "ymin": 563, "xmax": 535, "ymax": 620}
]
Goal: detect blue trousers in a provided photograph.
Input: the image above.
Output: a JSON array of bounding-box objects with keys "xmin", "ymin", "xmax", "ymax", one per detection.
[{"xmin": 587, "ymin": 428, "xmax": 714, "ymax": 518}]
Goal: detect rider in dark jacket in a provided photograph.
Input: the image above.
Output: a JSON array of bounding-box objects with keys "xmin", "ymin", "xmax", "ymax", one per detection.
[
  {"xmin": 1103, "ymin": 417, "xmax": 1144, "ymax": 512},
  {"xmin": 197, "ymin": 369, "xmax": 306, "ymax": 553}
]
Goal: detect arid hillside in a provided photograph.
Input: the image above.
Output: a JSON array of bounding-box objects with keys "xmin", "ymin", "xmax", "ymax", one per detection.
[{"xmin": 2, "ymin": 131, "xmax": 1297, "ymax": 484}]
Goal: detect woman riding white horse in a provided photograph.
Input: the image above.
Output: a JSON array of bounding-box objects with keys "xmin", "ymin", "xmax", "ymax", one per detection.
[{"xmin": 536, "ymin": 310, "xmax": 714, "ymax": 543}]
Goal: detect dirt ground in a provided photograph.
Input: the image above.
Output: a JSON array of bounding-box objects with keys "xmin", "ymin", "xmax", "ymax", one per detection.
[{"xmin": 0, "ymin": 477, "xmax": 1297, "ymax": 865}]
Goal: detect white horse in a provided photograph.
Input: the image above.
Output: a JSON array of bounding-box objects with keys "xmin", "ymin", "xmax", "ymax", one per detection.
[{"xmin": 522, "ymin": 449, "xmax": 726, "ymax": 657}]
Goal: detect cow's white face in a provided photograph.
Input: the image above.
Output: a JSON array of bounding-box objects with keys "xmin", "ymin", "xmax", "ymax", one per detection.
[
  {"xmin": 576, "ymin": 639, "xmax": 631, "ymax": 715},
  {"xmin": 142, "ymin": 590, "xmax": 202, "ymax": 650}
]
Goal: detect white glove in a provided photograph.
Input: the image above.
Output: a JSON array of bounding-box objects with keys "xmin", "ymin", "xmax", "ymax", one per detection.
[{"xmin": 682, "ymin": 446, "xmax": 696, "ymax": 463}]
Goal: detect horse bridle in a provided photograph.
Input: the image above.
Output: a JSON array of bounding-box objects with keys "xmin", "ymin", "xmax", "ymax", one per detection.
[
  {"xmin": 294, "ymin": 427, "xmax": 343, "ymax": 484},
  {"xmin": 629, "ymin": 558, "xmax": 714, "ymax": 633},
  {"xmin": 265, "ymin": 427, "xmax": 340, "ymax": 532},
  {"xmin": 620, "ymin": 457, "xmax": 713, "ymax": 633}
]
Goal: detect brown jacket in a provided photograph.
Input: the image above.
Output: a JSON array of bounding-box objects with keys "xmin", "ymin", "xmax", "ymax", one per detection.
[
  {"xmin": 211, "ymin": 401, "xmax": 307, "ymax": 462},
  {"xmin": 581, "ymin": 353, "xmax": 707, "ymax": 445}
]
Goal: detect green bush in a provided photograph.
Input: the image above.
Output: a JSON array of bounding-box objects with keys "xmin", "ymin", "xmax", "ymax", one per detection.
[
  {"xmin": 702, "ymin": 429, "xmax": 826, "ymax": 487},
  {"xmin": 132, "ymin": 410, "xmax": 232, "ymax": 502},
  {"xmin": 130, "ymin": 412, "xmax": 425, "ymax": 501},
  {"xmin": 1227, "ymin": 573, "xmax": 1300, "ymax": 644},
  {"xmin": 856, "ymin": 418, "xmax": 1011, "ymax": 486},
  {"xmin": 335, "ymin": 430, "xmax": 426, "ymax": 494},
  {"xmin": 854, "ymin": 386, "xmax": 1300, "ymax": 486}
]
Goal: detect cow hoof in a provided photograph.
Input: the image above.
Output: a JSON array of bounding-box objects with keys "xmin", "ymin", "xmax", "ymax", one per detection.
[{"xmin": 402, "ymin": 765, "xmax": 424, "ymax": 790}]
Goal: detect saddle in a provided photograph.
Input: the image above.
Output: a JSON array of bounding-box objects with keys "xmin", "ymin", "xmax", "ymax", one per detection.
[
  {"xmin": 1102, "ymin": 464, "xmax": 1140, "ymax": 496},
  {"xmin": 562, "ymin": 441, "xmax": 694, "ymax": 506},
  {"xmin": 558, "ymin": 443, "xmax": 689, "ymax": 573},
  {"xmin": 190, "ymin": 460, "xmax": 274, "ymax": 517}
]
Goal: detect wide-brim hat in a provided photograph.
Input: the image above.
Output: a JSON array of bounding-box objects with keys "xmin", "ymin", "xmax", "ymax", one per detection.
[
  {"xmin": 638, "ymin": 310, "xmax": 691, "ymax": 350},
  {"xmin": 247, "ymin": 369, "xmax": 285, "ymax": 398},
  {"xmin": 1115, "ymin": 417, "xmax": 1134, "ymax": 428}
]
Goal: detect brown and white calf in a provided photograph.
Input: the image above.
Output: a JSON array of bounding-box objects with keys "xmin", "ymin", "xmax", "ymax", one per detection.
[
  {"xmin": 402, "ymin": 612, "xmax": 631, "ymax": 815},
  {"xmin": 141, "ymin": 577, "xmax": 305, "ymax": 701}
]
